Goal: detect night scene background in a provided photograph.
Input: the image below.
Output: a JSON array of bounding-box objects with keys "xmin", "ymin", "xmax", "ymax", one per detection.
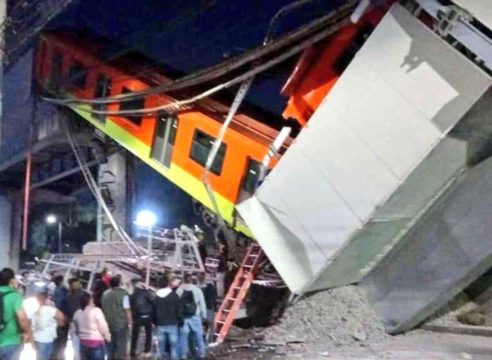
[{"xmin": 5, "ymin": 0, "xmax": 346, "ymax": 258}]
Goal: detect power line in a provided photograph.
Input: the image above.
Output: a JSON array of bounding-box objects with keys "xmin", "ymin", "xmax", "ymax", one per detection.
[
  {"xmin": 49, "ymin": 11, "xmax": 351, "ymax": 118},
  {"xmin": 43, "ymin": 0, "xmax": 357, "ymax": 106}
]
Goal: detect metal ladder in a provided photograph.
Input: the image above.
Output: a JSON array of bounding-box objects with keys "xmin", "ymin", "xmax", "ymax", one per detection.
[{"xmin": 212, "ymin": 243, "xmax": 264, "ymax": 344}]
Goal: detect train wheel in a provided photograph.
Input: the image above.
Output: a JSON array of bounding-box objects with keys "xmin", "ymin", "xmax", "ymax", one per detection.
[
  {"xmin": 202, "ymin": 209, "xmax": 218, "ymax": 228},
  {"xmin": 192, "ymin": 199, "xmax": 204, "ymax": 215}
]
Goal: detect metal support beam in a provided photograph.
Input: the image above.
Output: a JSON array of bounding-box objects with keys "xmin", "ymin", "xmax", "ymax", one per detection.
[
  {"xmin": 415, "ymin": 0, "xmax": 492, "ymax": 72},
  {"xmin": 30, "ymin": 159, "xmax": 98, "ymax": 190}
]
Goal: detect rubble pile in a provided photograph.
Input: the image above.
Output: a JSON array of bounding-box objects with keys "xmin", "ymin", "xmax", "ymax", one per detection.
[
  {"xmin": 427, "ymin": 293, "xmax": 477, "ymax": 326},
  {"xmin": 260, "ymin": 285, "xmax": 389, "ymax": 351}
]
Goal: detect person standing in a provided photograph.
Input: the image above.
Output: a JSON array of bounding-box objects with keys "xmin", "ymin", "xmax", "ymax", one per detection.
[
  {"xmin": 0, "ymin": 268, "xmax": 32, "ymax": 360},
  {"xmin": 91, "ymin": 273, "xmax": 108, "ymax": 309},
  {"xmin": 73, "ymin": 293, "xmax": 111, "ymax": 360},
  {"xmin": 129, "ymin": 279, "xmax": 154, "ymax": 359},
  {"xmin": 177, "ymin": 274, "xmax": 207, "ymax": 360},
  {"xmin": 31, "ymin": 292, "xmax": 66, "ymax": 360},
  {"xmin": 197, "ymin": 272, "xmax": 217, "ymax": 342},
  {"xmin": 50, "ymin": 275, "xmax": 69, "ymax": 360},
  {"xmin": 215, "ymin": 229, "xmax": 228, "ymax": 298},
  {"xmin": 101, "ymin": 275, "xmax": 132, "ymax": 360},
  {"xmin": 154, "ymin": 276, "xmax": 183, "ymax": 360},
  {"xmin": 67, "ymin": 278, "xmax": 86, "ymax": 360}
]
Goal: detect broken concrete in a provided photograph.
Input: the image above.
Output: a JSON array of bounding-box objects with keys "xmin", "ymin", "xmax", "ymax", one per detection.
[{"xmin": 260, "ymin": 286, "xmax": 389, "ymax": 351}]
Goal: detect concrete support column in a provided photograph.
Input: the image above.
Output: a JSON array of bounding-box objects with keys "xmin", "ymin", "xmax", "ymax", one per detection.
[
  {"xmin": 0, "ymin": 193, "xmax": 13, "ymax": 267},
  {"xmin": 96, "ymin": 151, "xmax": 128, "ymax": 242}
]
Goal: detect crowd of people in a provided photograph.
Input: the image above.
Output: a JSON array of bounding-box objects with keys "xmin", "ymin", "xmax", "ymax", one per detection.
[{"xmin": 0, "ymin": 267, "xmax": 218, "ymax": 360}]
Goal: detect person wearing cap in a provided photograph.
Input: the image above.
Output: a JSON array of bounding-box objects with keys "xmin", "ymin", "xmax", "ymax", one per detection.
[
  {"xmin": 154, "ymin": 276, "xmax": 183, "ymax": 360},
  {"xmin": 31, "ymin": 292, "xmax": 66, "ymax": 360}
]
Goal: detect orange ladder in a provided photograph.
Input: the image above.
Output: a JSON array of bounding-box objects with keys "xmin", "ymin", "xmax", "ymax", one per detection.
[{"xmin": 212, "ymin": 243, "xmax": 264, "ymax": 344}]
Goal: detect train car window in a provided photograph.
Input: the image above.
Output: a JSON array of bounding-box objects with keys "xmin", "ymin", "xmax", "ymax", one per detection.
[
  {"xmin": 242, "ymin": 158, "xmax": 262, "ymax": 194},
  {"xmin": 92, "ymin": 74, "xmax": 112, "ymax": 123},
  {"xmin": 189, "ymin": 130, "xmax": 227, "ymax": 176},
  {"xmin": 151, "ymin": 114, "xmax": 179, "ymax": 168},
  {"xmin": 333, "ymin": 24, "xmax": 375, "ymax": 75},
  {"xmin": 68, "ymin": 61, "xmax": 87, "ymax": 88},
  {"xmin": 50, "ymin": 51, "xmax": 63, "ymax": 92},
  {"xmin": 119, "ymin": 87, "xmax": 145, "ymax": 126}
]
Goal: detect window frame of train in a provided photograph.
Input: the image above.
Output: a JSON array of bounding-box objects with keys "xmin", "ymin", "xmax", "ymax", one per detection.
[
  {"xmin": 50, "ymin": 50, "xmax": 63, "ymax": 92},
  {"xmin": 189, "ymin": 130, "xmax": 227, "ymax": 176},
  {"xmin": 242, "ymin": 158, "xmax": 262, "ymax": 194},
  {"xmin": 151, "ymin": 113, "xmax": 179, "ymax": 168},
  {"xmin": 119, "ymin": 87, "xmax": 145, "ymax": 126},
  {"xmin": 91, "ymin": 74, "xmax": 112, "ymax": 123},
  {"xmin": 68, "ymin": 60, "xmax": 87, "ymax": 89},
  {"xmin": 237, "ymin": 157, "xmax": 263, "ymax": 202}
]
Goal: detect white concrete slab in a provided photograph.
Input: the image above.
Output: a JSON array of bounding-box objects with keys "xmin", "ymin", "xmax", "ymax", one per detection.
[{"xmin": 238, "ymin": 4, "xmax": 491, "ymax": 293}]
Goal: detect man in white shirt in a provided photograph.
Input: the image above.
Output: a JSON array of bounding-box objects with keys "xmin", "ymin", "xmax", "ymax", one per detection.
[{"xmin": 31, "ymin": 291, "xmax": 66, "ymax": 360}]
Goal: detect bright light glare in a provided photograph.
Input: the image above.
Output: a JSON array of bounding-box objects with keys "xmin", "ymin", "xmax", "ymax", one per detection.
[
  {"xmin": 45, "ymin": 214, "xmax": 57, "ymax": 224},
  {"xmin": 136, "ymin": 210, "xmax": 157, "ymax": 227}
]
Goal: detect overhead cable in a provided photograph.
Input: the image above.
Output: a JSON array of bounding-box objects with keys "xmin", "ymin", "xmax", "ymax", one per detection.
[
  {"xmin": 48, "ymin": 13, "xmax": 351, "ymax": 117},
  {"xmin": 43, "ymin": 0, "xmax": 357, "ymax": 106},
  {"xmin": 63, "ymin": 116, "xmax": 142, "ymax": 255}
]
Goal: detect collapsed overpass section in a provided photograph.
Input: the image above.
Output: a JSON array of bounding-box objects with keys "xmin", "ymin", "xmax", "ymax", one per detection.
[{"xmin": 237, "ymin": 3, "xmax": 492, "ymax": 294}]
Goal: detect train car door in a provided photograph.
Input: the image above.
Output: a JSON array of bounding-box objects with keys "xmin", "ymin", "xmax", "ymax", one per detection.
[
  {"xmin": 151, "ymin": 114, "xmax": 179, "ymax": 168},
  {"xmin": 92, "ymin": 74, "xmax": 112, "ymax": 123}
]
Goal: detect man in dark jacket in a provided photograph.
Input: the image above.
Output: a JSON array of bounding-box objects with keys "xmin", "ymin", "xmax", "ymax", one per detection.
[
  {"xmin": 67, "ymin": 278, "xmax": 86, "ymax": 360},
  {"xmin": 102, "ymin": 275, "xmax": 132, "ymax": 360},
  {"xmin": 154, "ymin": 276, "xmax": 183, "ymax": 360},
  {"xmin": 197, "ymin": 272, "xmax": 217, "ymax": 342},
  {"xmin": 51, "ymin": 275, "xmax": 69, "ymax": 360},
  {"xmin": 129, "ymin": 278, "xmax": 154, "ymax": 359}
]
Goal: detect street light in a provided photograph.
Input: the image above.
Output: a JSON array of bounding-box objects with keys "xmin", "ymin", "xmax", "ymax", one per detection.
[
  {"xmin": 45, "ymin": 214, "xmax": 63, "ymax": 254},
  {"xmin": 45, "ymin": 214, "xmax": 57, "ymax": 225},
  {"xmin": 135, "ymin": 210, "xmax": 157, "ymax": 286},
  {"xmin": 136, "ymin": 210, "xmax": 157, "ymax": 228}
]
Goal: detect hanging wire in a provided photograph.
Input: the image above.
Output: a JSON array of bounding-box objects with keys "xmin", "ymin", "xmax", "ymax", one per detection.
[
  {"xmin": 42, "ymin": 0, "xmax": 357, "ymax": 106},
  {"xmin": 62, "ymin": 115, "xmax": 143, "ymax": 255},
  {"xmin": 46, "ymin": 10, "xmax": 352, "ymax": 117}
]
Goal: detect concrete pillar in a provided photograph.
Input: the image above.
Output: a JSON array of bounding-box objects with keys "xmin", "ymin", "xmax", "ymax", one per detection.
[
  {"xmin": 96, "ymin": 151, "xmax": 128, "ymax": 242},
  {"xmin": 0, "ymin": 192, "xmax": 13, "ymax": 267}
]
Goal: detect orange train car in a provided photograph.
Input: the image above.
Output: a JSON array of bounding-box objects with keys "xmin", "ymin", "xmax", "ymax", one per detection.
[
  {"xmin": 282, "ymin": 9, "xmax": 385, "ymax": 126},
  {"xmin": 34, "ymin": 10, "xmax": 384, "ymax": 234},
  {"xmin": 34, "ymin": 31, "xmax": 293, "ymax": 235}
]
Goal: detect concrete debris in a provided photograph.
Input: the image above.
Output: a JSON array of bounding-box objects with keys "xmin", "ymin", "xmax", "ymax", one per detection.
[
  {"xmin": 260, "ymin": 286, "xmax": 389, "ymax": 351},
  {"xmin": 427, "ymin": 293, "xmax": 477, "ymax": 326}
]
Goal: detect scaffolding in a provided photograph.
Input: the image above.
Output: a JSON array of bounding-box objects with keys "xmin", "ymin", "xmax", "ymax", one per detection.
[{"xmin": 41, "ymin": 226, "xmax": 215, "ymax": 290}]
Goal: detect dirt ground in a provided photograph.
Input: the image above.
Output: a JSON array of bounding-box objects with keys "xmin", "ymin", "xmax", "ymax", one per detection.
[{"xmin": 211, "ymin": 330, "xmax": 492, "ymax": 359}]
